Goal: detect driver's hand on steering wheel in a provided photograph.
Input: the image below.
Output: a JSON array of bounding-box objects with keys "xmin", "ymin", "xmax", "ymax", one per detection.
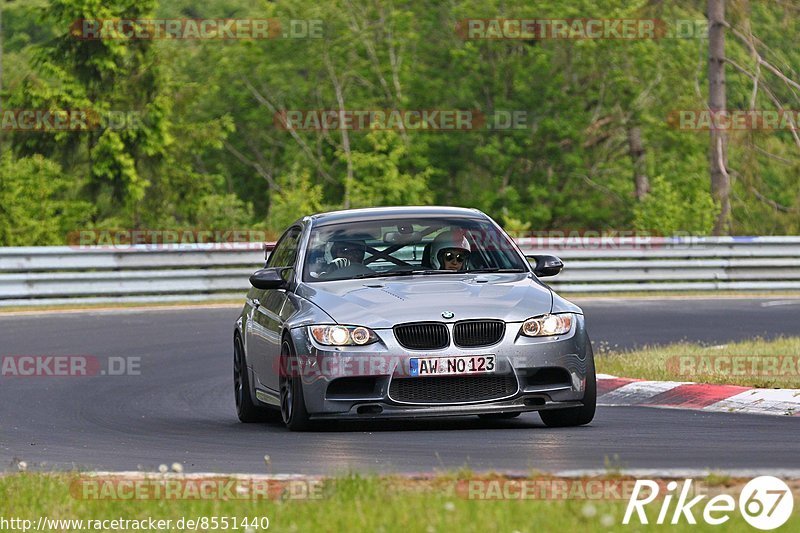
[{"xmin": 328, "ymin": 257, "xmax": 351, "ymax": 271}]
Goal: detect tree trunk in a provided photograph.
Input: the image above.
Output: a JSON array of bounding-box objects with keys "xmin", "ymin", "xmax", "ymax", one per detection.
[
  {"xmin": 324, "ymin": 52, "xmax": 353, "ymax": 210},
  {"xmin": 628, "ymin": 125, "xmax": 649, "ymax": 200},
  {"xmin": 709, "ymin": 0, "xmax": 730, "ymax": 235},
  {"xmin": 0, "ymin": 4, "xmax": 3, "ymax": 111}
]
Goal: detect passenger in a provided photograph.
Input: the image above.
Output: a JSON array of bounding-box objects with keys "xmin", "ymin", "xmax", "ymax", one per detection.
[{"xmin": 430, "ymin": 232, "xmax": 471, "ymax": 271}]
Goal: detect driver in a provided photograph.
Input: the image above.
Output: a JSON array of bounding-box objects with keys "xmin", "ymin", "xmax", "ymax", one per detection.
[
  {"xmin": 327, "ymin": 239, "xmax": 366, "ymax": 271},
  {"xmin": 430, "ymin": 231, "xmax": 471, "ymax": 271}
]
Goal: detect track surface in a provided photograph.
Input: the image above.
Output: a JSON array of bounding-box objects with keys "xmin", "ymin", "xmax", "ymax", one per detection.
[{"xmin": 1, "ymin": 298, "xmax": 798, "ymax": 474}]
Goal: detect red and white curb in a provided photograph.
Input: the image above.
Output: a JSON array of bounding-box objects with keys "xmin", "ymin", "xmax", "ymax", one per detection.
[{"xmin": 597, "ymin": 374, "xmax": 800, "ymax": 417}]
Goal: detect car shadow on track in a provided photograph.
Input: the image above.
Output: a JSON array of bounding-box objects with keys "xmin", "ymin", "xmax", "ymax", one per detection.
[{"xmin": 238, "ymin": 414, "xmax": 596, "ymax": 433}]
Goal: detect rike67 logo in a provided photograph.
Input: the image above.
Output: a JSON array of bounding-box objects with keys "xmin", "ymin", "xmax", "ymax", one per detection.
[{"xmin": 624, "ymin": 476, "xmax": 794, "ymax": 530}]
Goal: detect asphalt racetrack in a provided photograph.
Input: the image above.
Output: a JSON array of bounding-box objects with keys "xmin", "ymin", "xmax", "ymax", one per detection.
[{"xmin": 1, "ymin": 298, "xmax": 799, "ymax": 474}]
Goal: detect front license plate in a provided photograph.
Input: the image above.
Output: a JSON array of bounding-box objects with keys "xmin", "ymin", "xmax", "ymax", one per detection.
[{"xmin": 409, "ymin": 355, "xmax": 496, "ymax": 377}]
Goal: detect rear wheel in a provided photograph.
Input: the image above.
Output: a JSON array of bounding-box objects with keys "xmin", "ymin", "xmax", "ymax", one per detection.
[
  {"xmin": 539, "ymin": 357, "xmax": 596, "ymax": 427},
  {"xmin": 279, "ymin": 338, "xmax": 312, "ymax": 431},
  {"xmin": 234, "ymin": 336, "xmax": 277, "ymax": 422}
]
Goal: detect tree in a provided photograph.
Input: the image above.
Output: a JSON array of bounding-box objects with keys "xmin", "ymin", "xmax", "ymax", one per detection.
[
  {"xmin": 3, "ymin": 0, "xmax": 799, "ymax": 241},
  {"xmin": 11, "ymin": 0, "xmax": 169, "ymax": 226},
  {"xmin": 708, "ymin": 0, "xmax": 730, "ymax": 235},
  {"xmin": 0, "ymin": 152, "xmax": 92, "ymax": 245}
]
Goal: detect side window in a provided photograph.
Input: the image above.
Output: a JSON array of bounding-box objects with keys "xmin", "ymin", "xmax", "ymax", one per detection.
[{"xmin": 267, "ymin": 226, "xmax": 302, "ymax": 269}]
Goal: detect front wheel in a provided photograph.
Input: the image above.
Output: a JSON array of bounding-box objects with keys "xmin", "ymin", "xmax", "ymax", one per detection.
[
  {"xmin": 539, "ymin": 358, "xmax": 596, "ymax": 427},
  {"xmin": 279, "ymin": 338, "xmax": 312, "ymax": 431}
]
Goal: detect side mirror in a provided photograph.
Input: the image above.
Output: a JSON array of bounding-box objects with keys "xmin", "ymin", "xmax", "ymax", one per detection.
[
  {"xmin": 249, "ymin": 267, "xmax": 289, "ymax": 290},
  {"xmin": 527, "ymin": 255, "xmax": 564, "ymax": 277}
]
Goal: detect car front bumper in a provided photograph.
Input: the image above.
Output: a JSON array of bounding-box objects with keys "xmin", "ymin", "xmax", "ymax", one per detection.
[{"xmin": 287, "ymin": 314, "xmax": 593, "ymax": 419}]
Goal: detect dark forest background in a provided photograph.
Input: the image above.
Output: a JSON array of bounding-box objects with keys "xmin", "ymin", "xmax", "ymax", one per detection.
[{"xmin": 1, "ymin": 0, "xmax": 798, "ymax": 244}]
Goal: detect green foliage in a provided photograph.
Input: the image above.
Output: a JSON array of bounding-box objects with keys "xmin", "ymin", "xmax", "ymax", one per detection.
[
  {"xmin": 194, "ymin": 193, "xmax": 254, "ymax": 229},
  {"xmin": 266, "ymin": 166, "xmax": 324, "ymax": 232},
  {"xmin": 9, "ymin": 0, "xmax": 167, "ymax": 225},
  {"xmin": 633, "ymin": 175, "xmax": 718, "ymax": 236},
  {"xmin": 1, "ymin": 0, "xmax": 798, "ymax": 242},
  {"xmin": 0, "ymin": 153, "xmax": 93, "ymax": 245},
  {"xmin": 347, "ymin": 131, "xmax": 432, "ymax": 209}
]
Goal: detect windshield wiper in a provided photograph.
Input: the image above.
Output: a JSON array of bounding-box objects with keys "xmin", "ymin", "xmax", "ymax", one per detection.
[
  {"xmin": 466, "ymin": 268, "xmax": 527, "ymax": 273},
  {"xmin": 352, "ymin": 270, "xmax": 420, "ymax": 279},
  {"xmin": 352, "ymin": 269, "xmax": 465, "ymax": 279}
]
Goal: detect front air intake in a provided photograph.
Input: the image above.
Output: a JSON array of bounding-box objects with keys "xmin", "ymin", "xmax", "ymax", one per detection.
[
  {"xmin": 389, "ymin": 374, "xmax": 518, "ymax": 404},
  {"xmin": 453, "ymin": 320, "xmax": 505, "ymax": 347},
  {"xmin": 393, "ymin": 322, "xmax": 449, "ymax": 350}
]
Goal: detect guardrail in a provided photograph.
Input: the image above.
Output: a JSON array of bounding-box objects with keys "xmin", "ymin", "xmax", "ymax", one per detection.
[
  {"xmin": 1, "ymin": 236, "xmax": 799, "ymax": 306},
  {"xmin": 0, "ymin": 244, "xmax": 267, "ymax": 307},
  {"xmin": 519, "ymin": 236, "xmax": 800, "ymax": 293}
]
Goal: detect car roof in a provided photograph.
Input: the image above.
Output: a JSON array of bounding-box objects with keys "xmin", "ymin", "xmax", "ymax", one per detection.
[{"xmin": 306, "ymin": 206, "xmax": 487, "ymax": 227}]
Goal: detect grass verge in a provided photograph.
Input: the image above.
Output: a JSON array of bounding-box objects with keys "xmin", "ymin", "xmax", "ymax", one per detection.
[
  {"xmin": 1, "ymin": 472, "xmax": 798, "ymax": 532},
  {"xmin": 596, "ymin": 337, "xmax": 800, "ymax": 388}
]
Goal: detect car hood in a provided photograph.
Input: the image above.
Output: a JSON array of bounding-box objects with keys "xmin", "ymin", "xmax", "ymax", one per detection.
[{"xmin": 296, "ymin": 273, "xmax": 553, "ymax": 328}]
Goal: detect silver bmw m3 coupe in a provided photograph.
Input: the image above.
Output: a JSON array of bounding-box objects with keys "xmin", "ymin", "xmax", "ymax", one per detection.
[{"xmin": 234, "ymin": 206, "xmax": 595, "ymax": 430}]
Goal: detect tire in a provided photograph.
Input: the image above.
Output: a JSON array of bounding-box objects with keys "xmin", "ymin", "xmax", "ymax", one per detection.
[
  {"xmin": 234, "ymin": 336, "xmax": 278, "ymax": 422},
  {"xmin": 539, "ymin": 356, "xmax": 596, "ymax": 428},
  {"xmin": 478, "ymin": 412, "xmax": 522, "ymax": 420},
  {"xmin": 279, "ymin": 338, "xmax": 312, "ymax": 431}
]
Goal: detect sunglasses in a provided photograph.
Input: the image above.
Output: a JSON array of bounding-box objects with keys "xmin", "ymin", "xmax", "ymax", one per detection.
[{"xmin": 443, "ymin": 251, "xmax": 467, "ymax": 263}]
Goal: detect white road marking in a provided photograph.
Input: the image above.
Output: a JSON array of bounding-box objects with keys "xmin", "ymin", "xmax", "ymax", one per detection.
[{"xmin": 761, "ymin": 300, "xmax": 800, "ymax": 307}]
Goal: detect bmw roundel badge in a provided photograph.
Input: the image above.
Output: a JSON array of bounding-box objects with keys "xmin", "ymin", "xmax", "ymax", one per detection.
[{"xmin": 441, "ymin": 311, "xmax": 454, "ymax": 319}]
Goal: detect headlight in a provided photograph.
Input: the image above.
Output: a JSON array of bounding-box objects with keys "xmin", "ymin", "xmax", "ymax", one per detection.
[
  {"xmin": 520, "ymin": 313, "xmax": 573, "ymax": 337},
  {"xmin": 309, "ymin": 325, "xmax": 379, "ymax": 346}
]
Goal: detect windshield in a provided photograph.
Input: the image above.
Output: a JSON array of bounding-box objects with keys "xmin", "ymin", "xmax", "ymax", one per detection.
[{"xmin": 302, "ymin": 216, "xmax": 528, "ymax": 282}]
